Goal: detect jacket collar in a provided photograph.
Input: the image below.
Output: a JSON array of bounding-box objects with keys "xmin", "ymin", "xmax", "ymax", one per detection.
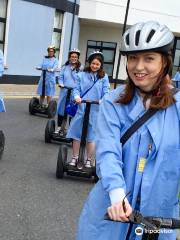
[{"xmin": 128, "ymin": 90, "xmax": 164, "ymax": 151}]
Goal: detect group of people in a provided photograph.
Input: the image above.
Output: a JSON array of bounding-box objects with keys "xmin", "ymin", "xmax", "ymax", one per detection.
[
  {"xmin": 37, "ymin": 45, "xmax": 110, "ymax": 168},
  {"xmin": 0, "ymin": 20, "xmax": 180, "ymax": 240}
]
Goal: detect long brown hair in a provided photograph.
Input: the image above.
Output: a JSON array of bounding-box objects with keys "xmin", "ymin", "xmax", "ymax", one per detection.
[
  {"xmin": 65, "ymin": 60, "xmax": 82, "ymax": 72},
  {"xmin": 117, "ymin": 54, "xmax": 176, "ymax": 109},
  {"xmin": 84, "ymin": 55, "xmax": 105, "ymax": 79}
]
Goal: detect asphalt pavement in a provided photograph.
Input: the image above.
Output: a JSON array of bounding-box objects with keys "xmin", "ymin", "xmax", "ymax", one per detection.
[
  {"xmin": 0, "ymin": 99, "xmax": 93, "ymax": 240},
  {"xmin": 0, "ymin": 84, "xmax": 179, "ymax": 240}
]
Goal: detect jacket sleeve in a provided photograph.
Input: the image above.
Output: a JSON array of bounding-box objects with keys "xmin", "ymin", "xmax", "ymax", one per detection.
[
  {"xmin": 101, "ymin": 74, "xmax": 110, "ymax": 98},
  {"xmin": 95, "ymin": 92, "xmax": 126, "ymax": 194},
  {"xmin": 79, "ymin": 64, "xmax": 84, "ymax": 72},
  {"xmin": 0, "ymin": 51, "xmax": 4, "ymax": 75},
  {"xmin": 58, "ymin": 66, "xmax": 65, "ymax": 85},
  {"xmin": 73, "ymin": 73, "xmax": 81, "ymax": 99}
]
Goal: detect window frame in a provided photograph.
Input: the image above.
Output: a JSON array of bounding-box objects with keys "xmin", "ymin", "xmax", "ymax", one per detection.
[
  {"xmin": 0, "ymin": 1, "xmax": 8, "ymax": 51},
  {"xmin": 85, "ymin": 40, "xmax": 117, "ymax": 77},
  {"xmin": 52, "ymin": 9, "xmax": 63, "ymax": 59}
]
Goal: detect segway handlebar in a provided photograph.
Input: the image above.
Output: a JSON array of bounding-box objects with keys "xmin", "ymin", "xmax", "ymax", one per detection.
[
  {"xmin": 59, "ymin": 85, "xmax": 73, "ymax": 90},
  {"xmin": 104, "ymin": 210, "xmax": 180, "ymax": 230},
  {"xmin": 36, "ymin": 67, "xmax": 60, "ymax": 72},
  {"xmin": 81, "ymin": 100, "xmax": 99, "ymax": 105}
]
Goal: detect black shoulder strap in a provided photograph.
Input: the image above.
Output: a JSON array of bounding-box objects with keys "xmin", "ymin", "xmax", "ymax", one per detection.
[
  {"xmin": 120, "ymin": 88, "xmax": 179, "ymax": 147},
  {"xmin": 120, "ymin": 109, "xmax": 158, "ymax": 146}
]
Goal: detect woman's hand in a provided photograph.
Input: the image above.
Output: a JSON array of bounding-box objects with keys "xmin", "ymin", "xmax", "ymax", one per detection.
[
  {"xmin": 107, "ymin": 198, "xmax": 132, "ymax": 222},
  {"xmin": 75, "ymin": 96, "xmax": 81, "ymax": 104},
  {"xmin": 36, "ymin": 66, "xmax": 41, "ymax": 70},
  {"xmin": 48, "ymin": 68, "xmax": 54, "ymax": 72}
]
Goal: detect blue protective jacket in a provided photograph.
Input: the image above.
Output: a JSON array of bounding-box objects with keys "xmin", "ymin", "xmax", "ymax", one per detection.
[
  {"xmin": 67, "ymin": 71, "xmax": 110, "ymax": 142},
  {"xmin": 0, "ymin": 50, "xmax": 4, "ymax": 77},
  {"xmin": 77, "ymin": 85, "xmax": 180, "ymax": 240},
  {"xmin": 57, "ymin": 64, "xmax": 83, "ymax": 116},
  {"xmin": 37, "ymin": 56, "xmax": 58, "ymax": 96},
  {"xmin": 173, "ymin": 72, "xmax": 180, "ymax": 89}
]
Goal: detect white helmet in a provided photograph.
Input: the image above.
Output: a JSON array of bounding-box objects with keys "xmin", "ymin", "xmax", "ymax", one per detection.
[
  {"xmin": 69, "ymin": 48, "xmax": 80, "ymax": 56},
  {"xmin": 47, "ymin": 45, "xmax": 56, "ymax": 53},
  {"xmin": 120, "ymin": 21, "xmax": 174, "ymax": 55},
  {"xmin": 88, "ymin": 51, "xmax": 104, "ymax": 63}
]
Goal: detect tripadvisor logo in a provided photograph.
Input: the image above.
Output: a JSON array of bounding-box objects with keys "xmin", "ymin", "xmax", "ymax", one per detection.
[{"xmin": 135, "ymin": 226, "xmax": 143, "ymax": 236}]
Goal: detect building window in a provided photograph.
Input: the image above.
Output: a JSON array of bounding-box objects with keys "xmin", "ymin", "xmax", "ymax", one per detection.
[
  {"xmin": 86, "ymin": 40, "xmax": 117, "ymax": 77},
  {"xmin": 0, "ymin": 0, "xmax": 8, "ymax": 51},
  {"xmin": 172, "ymin": 38, "xmax": 180, "ymax": 76},
  {"xmin": 52, "ymin": 10, "xmax": 63, "ymax": 58}
]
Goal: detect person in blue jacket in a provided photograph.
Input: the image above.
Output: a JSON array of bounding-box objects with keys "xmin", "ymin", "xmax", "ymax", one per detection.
[
  {"xmin": 0, "ymin": 49, "xmax": 5, "ymax": 112},
  {"xmin": 0, "ymin": 49, "xmax": 4, "ymax": 77},
  {"xmin": 36, "ymin": 45, "xmax": 58, "ymax": 106},
  {"xmin": 77, "ymin": 21, "xmax": 180, "ymax": 240},
  {"xmin": 172, "ymin": 67, "xmax": 180, "ymax": 88},
  {"xmin": 56, "ymin": 48, "xmax": 83, "ymax": 133},
  {"xmin": 67, "ymin": 51, "xmax": 110, "ymax": 168}
]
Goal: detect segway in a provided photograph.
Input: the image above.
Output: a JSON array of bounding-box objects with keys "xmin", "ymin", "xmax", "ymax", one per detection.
[
  {"xmin": 29, "ymin": 68, "xmax": 57, "ymax": 118},
  {"xmin": 56, "ymin": 100, "xmax": 99, "ymax": 182},
  {"xmin": 45, "ymin": 86, "xmax": 73, "ymax": 144}
]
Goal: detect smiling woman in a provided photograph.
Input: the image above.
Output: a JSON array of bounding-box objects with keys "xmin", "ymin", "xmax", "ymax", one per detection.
[
  {"xmin": 127, "ymin": 52, "xmax": 164, "ymax": 91},
  {"xmin": 76, "ymin": 21, "xmax": 180, "ymax": 240},
  {"xmin": 119, "ymin": 51, "xmax": 174, "ymax": 110}
]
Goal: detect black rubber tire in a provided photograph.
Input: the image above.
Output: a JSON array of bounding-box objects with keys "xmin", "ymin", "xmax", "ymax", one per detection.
[
  {"xmin": 0, "ymin": 130, "xmax": 5, "ymax": 159},
  {"xmin": 45, "ymin": 119, "xmax": 55, "ymax": 143},
  {"xmin": 29, "ymin": 97, "xmax": 39, "ymax": 115},
  {"xmin": 56, "ymin": 146, "xmax": 67, "ymax": 179},
  {"xmin": 47, "ymin": 100, "xmax": 57, "ymax": 118}
]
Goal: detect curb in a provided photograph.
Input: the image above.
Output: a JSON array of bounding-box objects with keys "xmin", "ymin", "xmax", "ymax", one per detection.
[{"xmin": 1, "ymin": 93, "xmax": 58, "ymax": 99}]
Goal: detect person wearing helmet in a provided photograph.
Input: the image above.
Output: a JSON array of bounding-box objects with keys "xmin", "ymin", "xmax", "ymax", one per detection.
[
  {"xmin": 36, "ymin": 45, "xmax": 58, "ymax": 106},
  {"xmin": 55, "ymin": 48, "xmax": 83, "ymax": 133},
  {"xmin": 67, "ymin": 51, "xmax": 110, "ymax": 168},
  {"xmin": 0, "ymin": 49, "xmax": 4, "ymax": 77},
  {"xmin": 172, "ymin": 67, "xmax": 180, "ymax": 89},
  {"xmin": 76, "ymin": 21, "xmax": 179, "ymax": 240}
]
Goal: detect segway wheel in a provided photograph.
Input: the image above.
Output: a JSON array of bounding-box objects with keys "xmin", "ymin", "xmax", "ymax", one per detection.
[
  {"xmin": 45, "ymin": 119, "xmax": 55, "ymax": 143},
  {"xmin": 29, "ymin": 97, "xmax": 39, "ymax": 115},
  {"xmin": 0, "ymin": 130, "xmax": 5, "ymax": 159},
  {"xmin": 47, "ymin": 100, "xmax": 57, "ymax": 118},
  {"xmin": 56, "ymin": 146, "xmax": 67, "ymax": 179},
  {"xmin": 94, "ymin": 174, "xmax": 99, "ymax": 183}
]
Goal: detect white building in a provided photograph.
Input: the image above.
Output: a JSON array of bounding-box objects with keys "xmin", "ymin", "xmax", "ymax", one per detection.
[
  {"xmin": 78, "ymin": 0, "xmax": 180, "ymax": 82},
  {"xmin": 0, "ymin": 0, "xmax": 180, "ymax": 84}
]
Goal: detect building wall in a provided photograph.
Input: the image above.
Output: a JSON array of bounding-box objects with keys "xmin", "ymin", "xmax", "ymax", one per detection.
[
  {"xmin": 2, "ymin": 0, "xmax": 180, "ymax": 83},
  {"xmin": 79, "ymin": 0, "xmax": 180, "ymax": 81},
  {"xmin": 2, "ymin": 0, "xmax": 80, "ymax": 83},
  {"xmin": 79, "ymin": 0, "xmax": 180, "ymax": 33},
  {"xmin": 78, "ymin": 23, "xmax": 127, "ymax": 80},
  {"xmin": 59, "ymin": 13, "xmax": 80, "ymax": 66},
  {"xmin": 5, "ymin": 0, "xmax": 55, "ymax": 77}
]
